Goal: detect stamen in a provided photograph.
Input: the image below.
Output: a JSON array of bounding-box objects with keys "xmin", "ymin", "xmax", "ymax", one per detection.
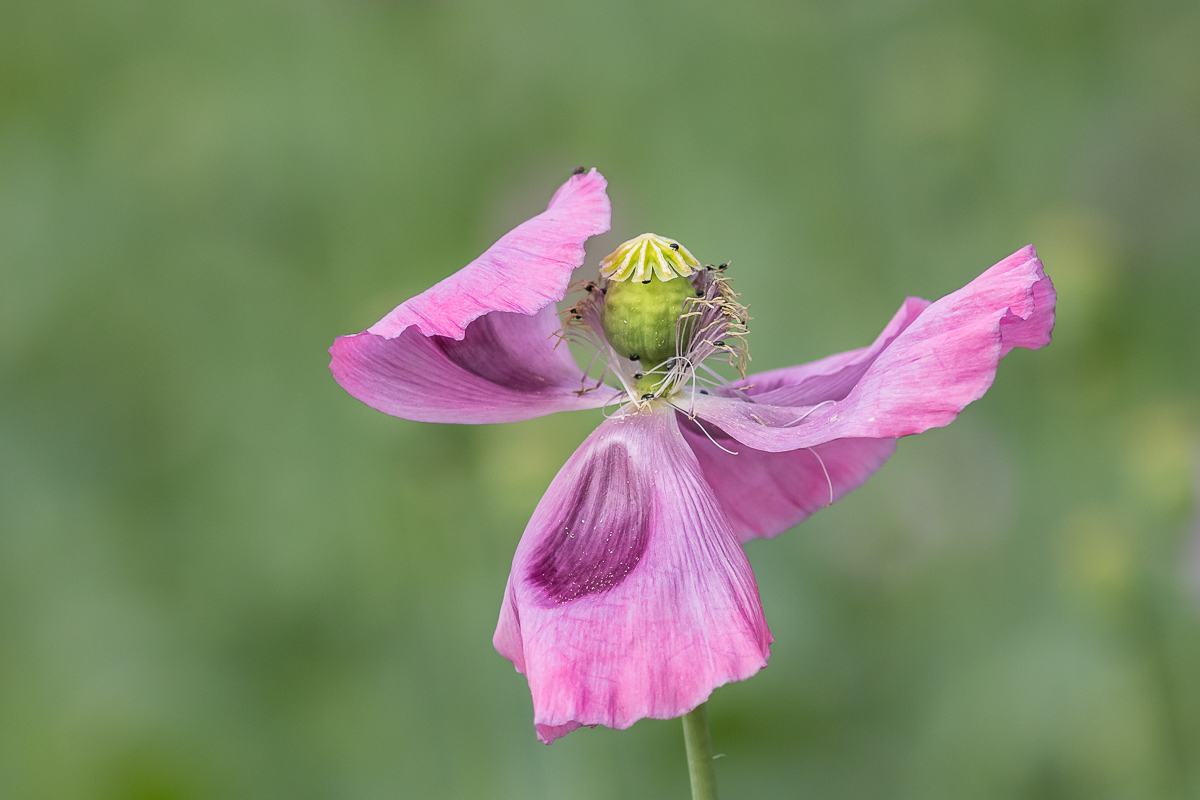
[
  {"xmin": 669, "ymin": 401, "xmax": 739, "ymax": 455},
  {"xmin": 603, "ymin": 397, "xmax": 633, "ymax": 419},
  {"xmin": 556, "ymin": 278, "xmax": 638, "ymax": 398},
  {"xmin": 778, "ymin": 399, "xmax": 836, "ymax": 428},
  {"xmin": 699, "ymin": 363, "xmax": 733, "ymax": 386},
  {"xmin": 557, "ymin": 251, "xmax": 755, "ymax": 409},
  {"xmin": 572, "ymin": 346, "xmax": 607, "ymax": 395},
  {"xmin": 806, "ymin": 446, "xmax": 835, "ymax": 505}
]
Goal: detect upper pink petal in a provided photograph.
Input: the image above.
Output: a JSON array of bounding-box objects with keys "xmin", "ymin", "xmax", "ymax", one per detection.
[
  {"xmin": 679, "ymin": 414, "xmax": 896, "ymax": 542},
  {"xmin": 329, "ymin": 170, "xmax": 615, "ymax": 423},
  {"xmin": 693, "ymin": 246, "xmax": 1056, "ymax": 452},
  {"xmin": 494, "ymin": 406, "xmax": 772, "ymax": 743},
  {"xmin": 370, "ymin": 169, "xmax": 611, "ymax": 338}
]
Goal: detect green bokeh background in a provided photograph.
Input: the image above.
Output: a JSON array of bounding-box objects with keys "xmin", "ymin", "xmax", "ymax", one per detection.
[{"xmin": 3, "ymin": 1, "xmax": 1199, "ymax": 798}]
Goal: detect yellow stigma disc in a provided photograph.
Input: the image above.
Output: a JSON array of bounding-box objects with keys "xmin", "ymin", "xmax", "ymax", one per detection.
[{"xmin": 599, "ymin": 233, "xmax": 700, "ymax": 282}]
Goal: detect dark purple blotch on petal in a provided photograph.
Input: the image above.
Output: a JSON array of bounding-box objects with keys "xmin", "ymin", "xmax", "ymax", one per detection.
[
  {"xmin": 433, "ymin": 314, "xmax": 555, "ymax": 393},
  {"xmin": 527, "ymin": 443, "xmax": 649, "ymax": 605}
]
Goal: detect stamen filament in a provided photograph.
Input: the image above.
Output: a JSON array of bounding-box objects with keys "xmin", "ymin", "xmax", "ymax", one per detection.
[
  {"xmin": 806, "ymin": 446, "xmax": 835, "ymax": 505},
  {"xmin": 668, "ymin": 401, "xmax": 739, "ymax": 456}
]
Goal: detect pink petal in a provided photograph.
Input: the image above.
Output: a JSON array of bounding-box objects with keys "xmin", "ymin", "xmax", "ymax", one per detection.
[
  {"xmin": 736, "ymin": 297, "xmax": 930, "ymax": 407},
  {"xmin": 663, "ymin": 290, "xmax": 921, "ymax": 535},
  {"xmin": 678, "ymin": 414, "xmax": 896, "ymax": 542},
  {"xmin": 693, "ymin": 246, "xmax": 1056, "ymax": 452},
  {"xmin": 494, "ymin": 407, "xmax": 772, "ymax": 743},
  {"xmin": 330, "ymin": 169, "xmax": 613, "ymax": 423},
  {"xmin": 371, "ymin": 169, "xmax": 611, "ymax": 339},
  {"xmin": 330, "ymin": 305, "xmax": 618, "ymax": 423}
]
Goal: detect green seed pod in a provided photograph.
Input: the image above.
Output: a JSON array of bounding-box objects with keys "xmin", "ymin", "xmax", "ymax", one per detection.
[
  {"xmin": 598, "ymin": 234, "xmax": 702, "ymax": 370},
  {"xmin": 602, "ymin": 273, "xmax": 697, "ymax": 368}
]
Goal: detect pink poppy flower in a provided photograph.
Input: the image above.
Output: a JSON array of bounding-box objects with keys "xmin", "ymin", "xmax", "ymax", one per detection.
[{"xmin": 329, "ymin": 169, "xmax": 1056, "ymax": 744}]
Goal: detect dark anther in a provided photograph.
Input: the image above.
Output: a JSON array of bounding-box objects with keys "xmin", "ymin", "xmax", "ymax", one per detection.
[
  {"xmin": 715, "ymin": 340, "xmax": 726, "ymax": 346},
  {"xmin": 641, "ymin": 393, "xmax": 654, "ymax": 400},
  {"xmin": 585, "ymin": 283, "xmax": 594, "ymax": 292},
  {"xmin": 633, "ymin": 372, "xmax": 644, "ymax": 379},
  {"xmin": 705, "ymin": 264, "xmax": 715, "ymax": 271},
  {"xmin": 696, "ymin": 290, "xmax": 704, "ymax": 296},
  {"xmin": 641, "ymin": 279, "xmax": 651, "ymax": 284},
  {"xmin": 629, "ymin": 354, "xmax": 639, "ymax": 361},
  {"xmin": 572, "ymin": 166, "xmax": 586, "ymax": 175},
  {"xmin": 669, "ymin": 243, "xmax": 679, "ymax": 250},
  {"xmin": 700, "ymin": 389, "xmax": 709, "ymax": 395},
  {"xmin": 718, "ymin": 263, "xmax": 728, "ymax": 270}
]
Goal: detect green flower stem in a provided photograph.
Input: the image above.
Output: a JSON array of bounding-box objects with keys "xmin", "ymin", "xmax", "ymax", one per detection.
[{"xmin": 682, "ymin": 703, "xmax": 718, "ymax": 800}]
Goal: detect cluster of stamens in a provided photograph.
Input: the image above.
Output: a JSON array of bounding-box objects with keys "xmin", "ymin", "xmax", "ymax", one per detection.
[{"xmin": 556, "ymin": 257, "xmax": 751, "ymax": 412}]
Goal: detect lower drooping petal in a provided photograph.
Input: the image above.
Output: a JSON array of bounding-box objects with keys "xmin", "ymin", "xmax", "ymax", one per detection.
[
  {"xmin": 691, "ymin": 245, "xmax": 1056, "ymax": 452},
  {"xmin": 678, "ymin": 414, "xmax": 896, "ymax": 542},
  {"xmin": 494, "ymin": 406, "xmax": 772, "ymax": 743},
  {"xmin": 330, "ymin": 169, "xmax": 613, "ymax": 423}
]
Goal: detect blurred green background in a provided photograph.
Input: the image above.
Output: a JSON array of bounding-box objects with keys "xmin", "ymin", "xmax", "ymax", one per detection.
[{"xmin": 2, "ymin": 0, "xmax": 1199, "ymax": 798}]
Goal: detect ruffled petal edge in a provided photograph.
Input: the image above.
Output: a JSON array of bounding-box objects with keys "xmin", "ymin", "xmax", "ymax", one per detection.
[{"xmin": 692, "ymin": 246, "xmax": 1055, "ymax": 452}]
